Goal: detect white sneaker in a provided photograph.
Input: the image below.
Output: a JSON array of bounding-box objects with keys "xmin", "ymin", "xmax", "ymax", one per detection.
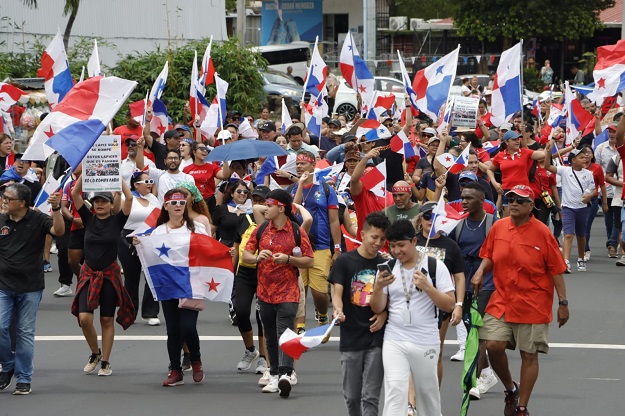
[
  {"xmin": 478, "ymin": 372, "xmax": 499, "ymax": 394},
  {"xmin": 450, "ymin": 347, "xmax": 465, "ymax": 362},
  {"xmin": 54, "ymin": 284, "xmax": 73, "ymax": 297},
  {"xmin": 584, "ymin": 251, "xmax": 591, "ymax": 261},
  {"xmin": 255, "ymin": 357, "xmax": 268, "ymax": 374},
  {"xmin": 616, "ymin": 256, "xmax": 625, "ymax": 266},
  {"xmin": 290, "ymin": 370, "xmax": 298, "ymax": 385},
  {"xmin": 469, "ymin": 385, "xmax": 481, "ymax": 400},
  {"xmin": 564, "ymin": 259, "xmax": 571, "ymax": 274},
  {"xmin": 97, "ymin": 361, "xmax": 112, "ymax": 376},
  {"xmin": 50, "ymin": 242, "xmax": 58, "ymax": 254},
  {"xmin": 577, "ymin": 259, "xmax": 587, "ymax": 272},
  {"xmin": 261, "ymin": 375, "xmax": 279, "ymax": 393},
  {"xmin": 142, "ymin": 317, "xmax": 161, "ymax": 326},
  {"xmin": 258, "ymin": 369, "xmax": 271, "ymax": 387},
  {"xmin": 237, "ymin": 349, "xmax": 260, "ymax": 371},
  {"xmin": 278, "ymin": 374, "xmax": 292, "ymax": 398}
]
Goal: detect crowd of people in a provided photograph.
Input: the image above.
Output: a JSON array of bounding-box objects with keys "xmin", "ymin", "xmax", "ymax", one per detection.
[{"xmin": 6, "ymin": 75, "xmax": 625, "ymax": 416}]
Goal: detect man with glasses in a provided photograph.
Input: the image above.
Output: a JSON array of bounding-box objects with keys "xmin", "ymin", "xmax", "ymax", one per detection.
[
  {"xmin": 135, "ymin": 141, "xmax": 195, "ymax": 204},
  {"xmin": 120, "ymin": 136, "xmax": 156, "ymax": 183},
  {"xmin": 0, "ymin": 184, "xmax": 65, "ymax": 394},
  {"xmin": 144, "ymin": 114, "xmax": 184, "ymax": 169},
  {"xmin": 471, "ymin": 184, "xmax": 569, "ymax": 416}
]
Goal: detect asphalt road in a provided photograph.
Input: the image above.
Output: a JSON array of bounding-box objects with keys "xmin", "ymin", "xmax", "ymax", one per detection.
[{"xmin": 1, "ymin": 221, "xmax": 624, "ymax": 416}]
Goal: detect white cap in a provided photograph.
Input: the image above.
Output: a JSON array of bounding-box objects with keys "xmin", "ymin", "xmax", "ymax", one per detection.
[{"xmin": 217, "ymin": 130, "xmax": 232, "ymax": 142}]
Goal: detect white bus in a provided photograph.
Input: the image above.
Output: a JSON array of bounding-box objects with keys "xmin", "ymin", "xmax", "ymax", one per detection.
[{"xmin": 254, "ymin": 42, "xmax": 310, "ymax": 84}]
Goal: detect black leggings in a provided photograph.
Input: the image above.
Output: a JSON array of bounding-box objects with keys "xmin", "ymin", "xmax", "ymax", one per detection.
[
  {"xmin": 161, "ymin": 299, "xmax": 201, "ymax": 371},
  {"xmin": 117, "ymin": 232, "xmax": 160, "ymax": 319},
  {"xmin": 56, "ymin": 219, "xmax": 74, "ymax": 286},
  {"xmin": 235, "ymin": 267, "xmax": 264, "ymax": 336},
  {"xmin": 77, "ymin": 278, "xmax": 118, "ymax": 317}
]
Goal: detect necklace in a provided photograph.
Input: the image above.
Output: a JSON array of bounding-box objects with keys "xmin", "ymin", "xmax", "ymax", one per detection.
[
  {"xmin": 301, "ymin": 183, "xmax": 315, "ymax": 206},
  {"xmin": 465, "ymin": 213, "xmax": 487, "ymax": 231}
]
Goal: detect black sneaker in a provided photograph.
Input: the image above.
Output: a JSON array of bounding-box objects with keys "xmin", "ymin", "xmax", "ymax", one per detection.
[
  {"xmin": 13, "ymin": 383, "xmax": 31, "ymax": 395},
  {"xmin": 0, "ymin": 369, "xmax": 14, "ymax": 390},
  {"xmin": 504, "ymin": 382, "xmax": 520, "ymax": 416}
]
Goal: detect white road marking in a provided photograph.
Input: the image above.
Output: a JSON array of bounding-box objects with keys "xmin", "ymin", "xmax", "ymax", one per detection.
[{"xmin": 33, "ymin": 335, "xmax": 625, "ymax": 350}]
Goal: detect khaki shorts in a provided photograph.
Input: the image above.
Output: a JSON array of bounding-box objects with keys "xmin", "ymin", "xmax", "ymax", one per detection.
[
  {"xmin": 300, "ymin": 249, "xmax": 332, "ymax": 294},
  {"xmin": 480, "ymin": 313, "xmax": 550, "ymax": 354},
  {"xmin": 296, "ymin": 275, "xmax": 306, "ymax": 319}
]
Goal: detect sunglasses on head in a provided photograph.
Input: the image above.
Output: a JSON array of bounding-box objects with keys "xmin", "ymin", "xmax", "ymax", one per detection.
[
  {"xmin": 135, "ymin": 179, "xmax": 154, "ymax": 185},
  {"xmin": 507, "ymin": 196, "xmax": 531, "ymax": 205},
  {"xmin": 167, "ymin": 200, "xmax": 187, "ymax": 206},
  {"xmin": 235, "ymin": 189, "xmax": 249, "ymax": 195}
]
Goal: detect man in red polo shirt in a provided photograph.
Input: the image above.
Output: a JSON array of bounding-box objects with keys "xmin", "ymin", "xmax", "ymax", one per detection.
[
  {"xmin": 350, "ymin": 148, "xmax": 387, "ymax": 239},
  {"xmin": 471, "ymin": 185, "xmax": 569, "ymax": 416}
]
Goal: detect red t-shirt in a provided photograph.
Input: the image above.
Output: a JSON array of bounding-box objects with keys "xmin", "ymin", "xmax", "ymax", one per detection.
[
  {"xmin": 182, "ymin": 162, "xmax": 221, "ymax": 199},
  {"xmin": 62, "ymin": 179, "xmax": 82, "ymax": 231},
  {"xmin": 588, "ymin": 163, "xmax": 605, "ymax": 193},
  {"xmin": 480, "ymin": 216, "xmax": 567, "ymax": 324},
  {"xmin": 245, "ymin": 219, "xmax": 314, "ymax": 304},
  {"xmin": 476, "ymin": 147, "xmax": 491, "ymax": 163},
  {"xmin": 492, "ymin": 148, "xmax": 535, "ymax": 190},
  {"xmin": 352, "ymin": 189, "xmax": 385, "ymax": 240},
  {"xmin": 528, "ymin": 165, "xmax": 556, "ymax": 197}
]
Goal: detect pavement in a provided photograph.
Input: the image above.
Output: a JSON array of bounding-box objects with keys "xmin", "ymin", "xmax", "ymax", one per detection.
[{"xmin": 1, "ymin": 222, "xmax": 624, "ymax": 416}]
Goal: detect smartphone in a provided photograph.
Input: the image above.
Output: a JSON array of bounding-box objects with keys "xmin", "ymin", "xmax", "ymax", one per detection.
[{"xmin": 377, "ymin": 263, "xmax": 392, "ymax": 274}]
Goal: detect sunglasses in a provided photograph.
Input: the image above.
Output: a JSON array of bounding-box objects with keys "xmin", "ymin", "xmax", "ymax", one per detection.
[
  {"xmin": 197, "ymin": 147, "xmax": 209, "ymax": 152},
  {"xmin": 166, "ymin": 200, "xmax": 187, "ymax": 206},
  {"xmin": 422, "ymin": 212, "xmax": 433, "ymax": 221},
  {"xmin": 236, "ymin": 189, "xmax": 249, "ymax": 195},
  {"xmin": 423, "ymin": 134, "xmax": 434, "ymax": 138},
  {"xmin": 507, "ymin": 196, "xmax": 531, "ymax": 205},
  {"xmin": 135, "ymin": 179, "xmax": 154, "ymax": 185},
  {"xmin": 383, "ymin": 123, "xmax": 393, "ymax": 128}
]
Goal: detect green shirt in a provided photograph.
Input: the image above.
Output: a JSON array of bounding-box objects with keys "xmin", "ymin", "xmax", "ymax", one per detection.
[{"xmin": 386, "ymin": 203, "xmax": 422, "ymax": 224}]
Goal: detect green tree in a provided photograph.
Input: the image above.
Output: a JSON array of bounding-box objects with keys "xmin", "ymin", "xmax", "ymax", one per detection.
[
  {"xmin": 392, "ymin": 0, "xmax": 455, "ymax": 20},
  {"xmin": 450, "ymin": 0, "xmax": 614, "ymax": 42},
  {"xmin": 21, "ymin": 0, "xmax": 81, "ymax": 50},
  {"xmin": 111, "ymin": 38, "xmax": 267, "ymax": 125}
]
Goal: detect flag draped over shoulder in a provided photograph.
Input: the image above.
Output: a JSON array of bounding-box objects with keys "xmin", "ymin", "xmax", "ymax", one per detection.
[{"xmin": 136, "ymin": 232, "xmax": 234, "ymax": 303}]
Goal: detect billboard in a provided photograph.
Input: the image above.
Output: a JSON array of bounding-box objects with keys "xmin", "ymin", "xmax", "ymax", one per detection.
[{"xmin": 261, "ymin": 0, "xmax": 322, "ymax": 45}]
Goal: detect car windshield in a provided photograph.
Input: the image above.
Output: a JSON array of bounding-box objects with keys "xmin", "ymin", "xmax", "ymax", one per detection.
[{"xmin": 263, "ymin": 71, "xmax": 300, "ymax": 86}]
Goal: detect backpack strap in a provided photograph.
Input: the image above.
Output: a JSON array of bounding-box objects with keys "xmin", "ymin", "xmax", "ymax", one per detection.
[
  {"xmin": 255, "ymin": 220, "xmax": 300, "ymax": 248},
  {"xmin": 484, "ymin": 213, "xmax": 494, "ymax": 236},
  {"xmin": 426, "ymin": 256, "xmax": 438, "ymax": 318},
  {"xmin": 455, "ymin": 218, "xmax": 466, "ymax": 241}
]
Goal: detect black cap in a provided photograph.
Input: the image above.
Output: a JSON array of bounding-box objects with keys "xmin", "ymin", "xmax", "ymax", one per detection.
[
  {"xmin": 14, "ymin": 153, "xmax": 26, "ymax": 161},
  {"xmin": 341, "ymin": 133, "xmax": 357, "ymax": 144},
  {"xmin": 328, "ymin": 119, "xmax": 341, "ymax": 128},
  {"xmin": 91, "ymin": 192, "xmax": 114, "ymax": 203},
  {"xmin": 224, "ymin": 123, "xmax": 239, "ymax": 130},
  {"xmin": 258, "ymin": 121, "xmax": 276, "ymax": 132},
  {"xmin": 164, "ymin": 130, "xmax": 182, "ymax": 140},
  {"xmin": 251, "ymin": 185, "xmax": 271, "ymax": 199},
  {"xmin": 421, "ymin": 201, "xmax": 437, "ymax": 214}
]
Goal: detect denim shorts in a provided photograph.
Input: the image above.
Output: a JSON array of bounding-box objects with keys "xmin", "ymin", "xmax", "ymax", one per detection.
[{"xmin": 562, "ymin": 206, "xmax": 590, "ymax": 237}]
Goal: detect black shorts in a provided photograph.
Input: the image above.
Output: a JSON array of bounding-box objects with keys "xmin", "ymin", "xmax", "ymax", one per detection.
[
  {"xmin": 77, "ymin": 278, "xmax": 118, "ymax": 317},
  {"xmin": 68, "ymin": 228, "xmax": 85, "ymax": 250}
]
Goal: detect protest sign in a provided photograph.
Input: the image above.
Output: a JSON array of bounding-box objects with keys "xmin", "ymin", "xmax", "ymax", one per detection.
[
  {"xmin": 82, "ymin": 135, "xmax": 122, "ymax": 192},
  {"xmin": 452, "ymin": 97, "xmax": 479, "ymax": 128}
]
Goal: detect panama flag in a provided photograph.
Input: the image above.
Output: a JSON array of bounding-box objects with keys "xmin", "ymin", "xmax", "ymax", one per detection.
[
  {"xmin": 198, "ymin": 36, "xmax": 215, "ymax": 95},
  {"xmin": 482, "ymin": 140, "xmax": 501, "ymax": 156},
  {"xmin": 314, "ymin": 162, "xmax": 344, "ymax": 185},
  {"xmin": 449, "ymin": 145, "xmax": 471, "ymax": 174},
  {"xmin": 0, "ymin": 112, "xmax": 13, "ymax": 136},
  {"xmin": 412, "ymin": 46, "xmax": 460, "ymax": 121},
  {"xmin": 397, "ymin": 50, "xmax": 419, "ymax": 113},
  {"xmin": 136, "ymin": 232, "xmax": 234, "ymax": 303},
  {"xmin": 303, "ymin": 38, "xmax": 328, "ymax": 97},
  {"xmin": 361, "ymin": 160, "xmax": 387, "ymax": 198},
  {"xmin": 33, "ymin": 173, "xmax": 61, "ymax": 215},
  {"xmin": 304, "ymin": 91, "xmax": 328, "ymax": 137},
  {"xmin": 589, "ymin": 40, "xmax": 625, "ymax": 101},
  {"xmin": 238, "ymin": 116, "xmax": 258, "ymax": 139},
  {"xmin": 281, "ymin": 98, "xmax": 292, "ymax": 135},
  {"xmin": 437, "ymin": 97, "xmax": 454, "ymax": 135},
  {"xmin": 279, "ymin": 318, "xmax": 338, "ymax": 359},
  {"xmin": 430, "ymin": 191, "xmax": 469, "ymax": 237},
  {"xmin": 390, "ymin": 130, "xmax": 415, "ymax": 158},
  {"xmin": 366, "ymin": 92, "xmax": 396, "ymax": 120},
  {"xmin": 340, "ymin": 32, "xmax": 375, "ymax": 106},
  {"xmin": 436, "ymin": 152, "xmax": 456, "ymax": 169},
  {"xmin": 87, "ymin": 39, "xmax": 102, "ymax": 78},
  {"xmin": 128, "ymin": 207, "xmax": 162, "ymax": 237},
  {"xmin": 149, "ymin": 61, "xmax": 169, "ymax": 104},
  {"xmin": 357, "ymin": 119, "xmax": 392, "ymax": 141},
  {"xmin": 199, "ymin": 75, "xmax": 229, "ymax": 137},
  {"xmin": 491, "ymin": 42, "xmax": 522, "ymax": 127},
  {"xmin": 37, "ymin": 30, "xmax": 73, "ymax": 108},
  {"xmin": 564, "ymin": 81, "xmax": 594, "ymax": 145},
  {"xmin": 22, "ymin": 76, "xmax": 137, "ymax": 167},
  {"xmin": 150, "ymin": 98, "xmax": 171, "ymax": 137},
  {"xmin": 0, "ymin": 83, "xmax": 26, "ymax": 112}
]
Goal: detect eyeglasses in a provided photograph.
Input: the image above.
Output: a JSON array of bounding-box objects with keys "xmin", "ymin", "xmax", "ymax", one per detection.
[
  {"xmin": 126, "ymin": 143, "xmax": 137, "ymax": 147},
  {"xmin": 135, "ymin": 179, "xmax": 155, "ymax": 185},
  {"xmin": 507, "ymin": 196, "xmax": 531, "ymax": 205},
  {"xmin": 423, "ymin": 134, "xmax": 434, "ymax": 138},
  {"xmin": 252, "ymin": 198, "xmax": 266, "ymax": 205},
  {"xmin": 166, "ymin": 200, "xmax": 187, "ymax": 206},
  {"xmin": 1, "ymin": 195, "xmax": 19, "ymax": 202},
  {"xmin": 197, "ymin": 147, "xmax": 209, "ymax": 152},
  {"xmin": 236, "ymin": 189, "xmax": 249, "ymax": 195},
  {"xmin": 422, "ymin": 212, "xmax": 433, "ymax": 221},
  {"xmin": 165, "ymin": 156, "xmax": 180, "ymax": 161}
]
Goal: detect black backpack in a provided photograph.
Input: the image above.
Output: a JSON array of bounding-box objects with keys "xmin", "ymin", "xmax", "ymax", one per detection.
[{"xmin": 386, "ymin": 256, "xmax": 439, "ymax": 318}]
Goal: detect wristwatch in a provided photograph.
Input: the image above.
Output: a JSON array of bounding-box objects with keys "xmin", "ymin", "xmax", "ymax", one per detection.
[{"xmin": 558, "ymin": 299, "xmax": 569, "ymax": 306}]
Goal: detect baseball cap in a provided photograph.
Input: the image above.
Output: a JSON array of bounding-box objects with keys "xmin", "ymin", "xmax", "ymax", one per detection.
[
  {"xmin": 342, "ymin": 133, "xmax": 357, "ymax": 144},
  {"xmin": 344, "ymin": 149, "xmax": 361, "ymax": 161},
  {"xmin": 217, "ymin": 130, "xmax": 232, "ymax": 142},
  {"xmin": 258, "ymin": 121, "xmax": 276, "ymax": 132},
  {"xmin": 164, "ymin": 130, "xmax": 182, "ymax": 140},
  {"xmin": 499, "ymin": 123, "xmax": 513, "ymax": 132},
  {"xmin": 125, "ymin": 135, "xmax": 139, "ymax": 145},
  {"xmin": 176, "ymin": 125, "xmax": 191, "ymax": 133},
  {"xmin": 91, "ymin": 192, "xmax": 114, "ymax": 203},
  {"xmin": 328, "ymin": 119, "xmax": 342, "ymax": 128},
  {"xmin": 251, "ymin": 185, "xmax": 270, "ymax": 200},
  {"xmin": 502, "ymin": 130, "xmax": 521, "ymax": 141},
  {"xmin": 458, "ymin": 171, "xmax": 478, "ymax": 182},
  {"xmin": 421, "ymin": 201, "xmax": 437, "ymax": 214},
  {"xmin": 285, "ymin": 122, "xmax": 305, "ymax": 135},
  {"xmin": 335, "ymin": 128, "xmax": 348, "ymax": 136},
  {"xmin": 424, "ymin": 127, "xmax": 437, "ymax": 136},
  {"xmin": 608, "ymin": 123, "xmax": 618, "ymax": 131},
  {"xmin": 505, "ymin": 184, "xmax": 535, "ymax": 200},
  {"xmin": 224, "ymin": 123, "xmax": 239, "ymax": 130},
  {"xmin": 569, "ymin": 148, "xmax": 584, "ymax": 159},
  {"xmin": 427, "ymin": 136, "xmax": 441, "ymax": 145}
]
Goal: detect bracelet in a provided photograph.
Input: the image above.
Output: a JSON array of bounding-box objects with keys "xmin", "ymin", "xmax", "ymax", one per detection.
[
  {"xmin": 455, "ymin": 302, "xmax": 463, "ymax": 307},
  {"xmin": 287, "ymin": 255, "xmax": 291, "ymax": 264},
  {"xmin": 334, "ymin": 244, "xmax": 342, "ymax": 252},
  {"xmin": 255, "ymin": 255, "xmax": 260, "ymax": 264},
  {"xmin": 51, "ymin": 206, "xmax": 61, "ymax": 212},
  {"xmin": 410, "ymin": 183, "xmax": 417, "ymax": 188}
]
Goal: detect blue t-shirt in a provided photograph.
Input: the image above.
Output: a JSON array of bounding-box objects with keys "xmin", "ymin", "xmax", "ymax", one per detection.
[
  {"xmin": 290, "ymin": 183, "xmax": 338, "ymax": 250},
  {"xmin": 451, "ymin": 215, "xmax": 498, "ymax": 291}
]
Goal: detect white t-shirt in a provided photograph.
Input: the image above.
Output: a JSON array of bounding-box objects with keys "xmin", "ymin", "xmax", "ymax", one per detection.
[
  {"xmin": 147, "ymin": 168, "xmax": 196, "ymax": 204},
  {"xmin": 151, "ymin": 221, "xmax": 208, "ymax": 236},
  {"xmin": 180, "ymin": 158, "xmax": 194, "ymax": 170},
  {"xmin": 556, "ymin": 166, "xmax": 595, "ymax": 209},
  {"xmin": 383, "ymin": 256, "xmax": 454, "ymax": 345},
  {"xmin": 124, "ymin": 194, "xmax": 161, "ymax": 231},
  {"xmin": 121, "ymin": 157, "xmax": 156, "ymax": 184}
]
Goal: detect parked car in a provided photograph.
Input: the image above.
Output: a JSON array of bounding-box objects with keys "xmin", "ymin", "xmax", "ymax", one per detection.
[
  {"xmin": 333, "ymin": 76, "xmax": 406, "ymax": 120},
  {"xmin": 260, "ymin": 69, "xmax": 308, "ymax": 113}
]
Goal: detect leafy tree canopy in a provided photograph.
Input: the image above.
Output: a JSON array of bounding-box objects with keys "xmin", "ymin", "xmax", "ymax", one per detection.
[
  {"xmin": 450, "ymin": 0, "xmax": 615, "ymax": 41},
  {"xmin": 392, "ymin": 0, "xmax": 455, "ymax": 21}
]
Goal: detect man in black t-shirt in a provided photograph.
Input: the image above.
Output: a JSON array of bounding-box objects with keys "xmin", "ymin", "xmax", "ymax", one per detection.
[{"xmin": 329, "ymin": 212, "xmax": 390, "ymax": 416}]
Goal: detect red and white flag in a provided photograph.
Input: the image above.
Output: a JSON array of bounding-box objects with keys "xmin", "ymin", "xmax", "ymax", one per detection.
[
  {"xmin": 279, "ymin": 318, "xmax": 338, "ymax": 359},
  {"xmin": 361, "ymin": 161, "xmax": 387, "ymax": 198},
  {"xmin": 0, "ymin": 83, "xmax": 26, "ymax": 111}
]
